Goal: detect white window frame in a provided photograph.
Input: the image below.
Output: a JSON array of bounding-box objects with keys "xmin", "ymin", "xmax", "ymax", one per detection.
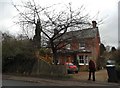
[
  {"xmin": 79, "ymin": 55, "xmax": 84, "ymax": 65},
  {"xmin": 84, "ymin": 55, "xmax": 89, "ymax": 65},
  {"xmin": 66, "ymin": 44, "xmax": 70, "ymax": 50},
  {"xmin": 77, "ymin": 55, "xmax": 89, "ymax": 65},
  {"xmin": 79, "ymin": 43, "xmax": 85, "ymax": 49}
]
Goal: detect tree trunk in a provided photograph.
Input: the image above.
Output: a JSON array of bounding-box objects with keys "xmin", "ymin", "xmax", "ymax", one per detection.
[
  {"xmin": 51, "ymin": 41, "xmax": 58, "ymax": 65},
  {"xmin": 53, "ymin": 50, "xmax": 58, "ymax": 65}
]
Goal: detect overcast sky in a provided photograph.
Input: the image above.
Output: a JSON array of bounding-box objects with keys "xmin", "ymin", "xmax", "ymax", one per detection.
[{"xmin": 0, "ymin": 0, "xmax": 119, "ymax": 48}]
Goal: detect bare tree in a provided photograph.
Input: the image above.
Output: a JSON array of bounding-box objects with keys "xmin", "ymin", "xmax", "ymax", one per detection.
[{"xmin": 12, "ymin": 1, "xmax": 91, "ymax": 65}]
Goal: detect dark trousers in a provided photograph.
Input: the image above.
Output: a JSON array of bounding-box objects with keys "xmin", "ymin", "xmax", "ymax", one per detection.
[{"xmin": 88, "ymin": 70, "xmax": 95, "ymax": 81}]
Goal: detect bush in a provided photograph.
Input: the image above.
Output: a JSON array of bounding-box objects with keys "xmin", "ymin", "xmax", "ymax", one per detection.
[
  {"xmin": 2, "ymin": 35, "xmax": 36, "ymax": 74},
  {"xmin": 2, "ymin": 53, "xmax": 36, "ymax": 74}
]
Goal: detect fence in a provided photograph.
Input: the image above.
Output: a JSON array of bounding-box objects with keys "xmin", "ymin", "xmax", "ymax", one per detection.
[{"xmin": 31, "ymin": 59, "xmax": 67, "ymax": 76}]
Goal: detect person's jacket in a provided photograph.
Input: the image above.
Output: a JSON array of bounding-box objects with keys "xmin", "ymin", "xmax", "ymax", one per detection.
[{"xmin": 89, "ymin": 60, "xmax": 96, "ymax": 71}]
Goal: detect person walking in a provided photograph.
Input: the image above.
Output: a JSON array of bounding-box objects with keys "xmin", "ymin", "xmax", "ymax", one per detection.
[{"xmin": 88, "ymin": 60, "xmax": 96, "ymax": 81}]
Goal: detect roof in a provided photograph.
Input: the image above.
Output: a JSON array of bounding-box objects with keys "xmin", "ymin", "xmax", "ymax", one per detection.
[
  {"xmin": 57, "ymin": 49, "xmax": 91, "ymax": 55},
  {"xmin": 60, "ymin": 27, "xmax": 99, "ymax": 40}
]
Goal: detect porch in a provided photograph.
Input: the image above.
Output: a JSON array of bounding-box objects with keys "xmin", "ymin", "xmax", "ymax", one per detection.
[{"xmin": 57, "ymin": 49, "xmax": 91, "ymax": 71}]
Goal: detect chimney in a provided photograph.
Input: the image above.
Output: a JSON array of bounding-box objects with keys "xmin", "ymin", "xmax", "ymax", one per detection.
[
  {"xmin": 54, "ymin": 29, "xmax": 58, "ymax": 35},
  {"xmin": 92, "ymin": 21, "xmax": 97, "ymax": 28}
]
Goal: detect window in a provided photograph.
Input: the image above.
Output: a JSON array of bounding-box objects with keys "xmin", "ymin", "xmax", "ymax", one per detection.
[
  {"xmin": 85, "ymin": 55, "xmax": 89, "ymax": 65},
  {"xmin": 79, "ymin": 40, "xmax": 85, "ymax": 49},
  {"xmin": 79, "ymin": 56, "xmax": 84, "ymax": 64},
  {"xmin": 66, "ymin": 44, "xmax": 70, "ymax": 50},
  {"xmin": 78, "ymin": 55, "xmax": 89, "ymax": 65}
]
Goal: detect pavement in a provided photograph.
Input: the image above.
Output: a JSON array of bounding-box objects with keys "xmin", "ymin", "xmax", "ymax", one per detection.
[
  {"xmin": 2, "ymin": 69, "xmax": 120, "ymax": 86},
  {"xmin": 72, "ymin": 69, "xmax": 108, "ymax": 82}
]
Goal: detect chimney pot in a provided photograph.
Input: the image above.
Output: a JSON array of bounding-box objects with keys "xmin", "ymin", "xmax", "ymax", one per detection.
[
  {"xmin": 92, "ymin": 21, "xmax": 97, "ymax": 28},
  {"xmin": 54, "ymin": 29, "xmax": 58, "ymax": 35}
]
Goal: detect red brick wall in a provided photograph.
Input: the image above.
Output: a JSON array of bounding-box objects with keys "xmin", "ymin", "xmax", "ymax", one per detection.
[
  {"xmin": 58, "ymin": 30, "xmax": 100, "ymax": 70},
  {"xmin": 71, "ymin": 38, "xmax": 79, "ymax": 50}
]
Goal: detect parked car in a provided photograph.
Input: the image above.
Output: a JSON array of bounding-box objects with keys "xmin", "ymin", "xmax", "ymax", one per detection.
[{"xmin": 65, "ymin": 62, "xmax": 78, "ymax": 74}]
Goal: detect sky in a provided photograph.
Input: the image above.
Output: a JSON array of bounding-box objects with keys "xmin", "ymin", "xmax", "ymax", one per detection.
[{"xmin": 0, "ymin": 0, "xmax": 119, "ymax": 48}]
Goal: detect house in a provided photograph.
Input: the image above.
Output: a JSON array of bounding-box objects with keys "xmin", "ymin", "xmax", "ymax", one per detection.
[{"xmin": 57, "ymin": 21, "xmax": 101, "ymax": 71}]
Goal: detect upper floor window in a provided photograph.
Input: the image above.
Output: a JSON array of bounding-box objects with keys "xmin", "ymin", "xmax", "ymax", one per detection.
[
  {"xmin": 79, "ymin": 40, "xmax": 85, "ymax": 49},
  {"xmin": 66, "ymin": 44, "xmax": 70, "ymax": 50}
]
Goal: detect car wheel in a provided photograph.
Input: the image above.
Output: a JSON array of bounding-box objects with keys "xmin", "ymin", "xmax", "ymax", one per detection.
[
  {"xmin": 67, "ymin": 70, "xmax": 72, "ymax": 74},
  {"xmin": 75, "ymin": 71, "xmax": 78, "ymax": 73}
]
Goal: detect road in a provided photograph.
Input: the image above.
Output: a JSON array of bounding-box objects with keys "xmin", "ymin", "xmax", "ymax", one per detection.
[
  {"xmin": 2, "ymin": 79, "xmax": 120, "ymax": 88},
  {"xmin": 2, "ymin": 79, "xmax": 61, "ymax": 86},
  {"xmin": 2, "ymin": 70, "xmax": 120, "ymax": 88}
]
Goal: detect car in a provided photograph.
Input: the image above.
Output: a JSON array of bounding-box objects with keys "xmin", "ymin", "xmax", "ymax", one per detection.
[{"xmin": 65, "ymin": 62, "xmax": 78, "ymax": 74}]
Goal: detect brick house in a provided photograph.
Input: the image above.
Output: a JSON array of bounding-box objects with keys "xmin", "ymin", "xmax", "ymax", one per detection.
[{"xmin": 57, "ymin": 21, "xmax": 101, "ymax": 71}]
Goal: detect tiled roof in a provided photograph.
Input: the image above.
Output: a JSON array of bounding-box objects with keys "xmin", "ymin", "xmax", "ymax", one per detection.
[
  {"xmin": 61, "ymin": 27, "xmax": 98, "ymax": 40},
  {"xmin": 57, "ymin": 49, "xmax": 91, "ymax": 55}
]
